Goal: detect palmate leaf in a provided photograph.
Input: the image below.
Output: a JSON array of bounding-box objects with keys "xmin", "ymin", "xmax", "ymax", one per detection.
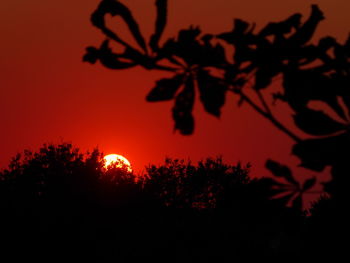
[
  {"xmin": 172, "ymin": 76, "xmax": 195, "ymax": 135},
  {"xmin": 272, "ymin": 192, "xmax": 296, "ymax": 207},
  {"xmin": 146, "ymin": 74, "xmax": 184, "ymax": 102},
  {"xmin": 293, "ymin": 108, "xmax": 347, "ymax": 136},
  {"xmin": 270, "ymin": 177, "xmax": 317, "ymax": 211},
  {"xmin": 91, "ymin": 0, "xmax": 147, "ymax": 52},
  {"xmin": 262, "ymin": 178, "xmax": 294, "ymax": 197},
  {"xmin": 149, "ymin": 0, "xmax": 168, "ymax": 52},
  {"xmin": 197, "ymin": 70, "xmax": 228, "ymax": 117},
  {"xmin": 263, "ymin": 173, "xmax": 313, "ymax": 210}
]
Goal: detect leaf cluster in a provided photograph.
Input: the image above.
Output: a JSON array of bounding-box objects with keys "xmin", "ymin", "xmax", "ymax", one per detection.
[{"xmin": 84, "ymin": 1, "xmax": 350, "ymax": 199}]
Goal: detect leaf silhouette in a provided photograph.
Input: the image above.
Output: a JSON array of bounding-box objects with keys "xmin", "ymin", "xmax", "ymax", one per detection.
[
  {"xmin": 85, "ymin": 2, "xmax": 350, "ymax": 208},
  {"xmin": 172, "ymin": 76, "xmax": 195, "ymax": 135},
  {"xmin": 273, "ymin": 192, "xmax": 296, "ymax": 207},
  {"xmin": 91, "ymin": 0, "xmax": 147, "ymax": 52},
  {"xmin": 266, "ymin": 160, "xmax": 299, "ymax": 186},
  {"xmin": 288, "ymin": 5, "xmax": 324, "ymax": 47},
  {"xmin": 302, "ymin": 177, "xmax": 316, "ymax": 192},
  {"xmin": 146, "ymin": 74, "xmax": 184, "ymax": 102},
  {"xmin": 178, "ymin": 26, "xmax": 201, "ymax": 44},
  {"xmin": 83, "ymin": 47, "xmax": 99, "ymax": 64},
  {"xmin": 149, "ymin": 0, "xmax": 168, "ymax": 51},
  {"xmin": 197, "ymin": 70, "xmax": 228, "ymax": 117},
  {"xmin": 254, "ymin": 66, "xmax": 280, "ymax": 90},
  {"xmin": 200, "ymin": 35, "xmax": 228, "ymax": 67},
  {"xmin": 156, "ymin": 27, "xmax": 202, "ymax": 66},
  {"xmin": 268, "ymin": 181, "xmax": 294, "ymax": 197},
  {"xmin": 259, "ymin": 13, "xmax": 302, "ymax": 40},
  {"xmin": 176, "ymin": 27, "xmax": 203, "ymax": 66},
  {"xmin": 83, "ymin": 40, "xmax": 135, "ymax": 69},
  {"xmin": 293, "ymin": 108, "xmax": 347, "ymax": 136},
  {"xmin": 217, "ymin": 19, "xmax": 252, "ymax": 44},
  {"xmin": 283, "ymin": 68, "xmax": 346, "ymax": 120},
  {"xmin": 334, "ymin": 74, "xmax": 350, "ymax": 117},
  {"xmin": 293, "ymin": 132, "xmax": 350, "ymax": 171},
  {"xmin": 217, "ymin": 19, "xmax": 257, "ymax": 64}
]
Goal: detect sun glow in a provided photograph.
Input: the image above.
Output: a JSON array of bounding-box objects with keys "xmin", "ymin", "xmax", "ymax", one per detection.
[{"xmin": 103, "ymin": 154, "xmax": 132, "ymax": 172}]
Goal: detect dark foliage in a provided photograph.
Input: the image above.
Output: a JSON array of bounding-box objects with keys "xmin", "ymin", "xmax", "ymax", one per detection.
[
  {"xmin": 265, "ymin": 159, "xmax": 317, "ymax": 211},
  {"xmin": 0, "ymin": 144, "xmax": 312, "ymax": 262},
  {"xmin": 84, "ymin": 1, "xmax": 350, "ymax": 217}
]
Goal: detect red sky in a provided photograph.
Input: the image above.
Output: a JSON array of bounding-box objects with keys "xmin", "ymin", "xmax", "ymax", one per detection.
[{"xmin": 1, "ymin": 0, "xmax": 349, "ymax": 182}]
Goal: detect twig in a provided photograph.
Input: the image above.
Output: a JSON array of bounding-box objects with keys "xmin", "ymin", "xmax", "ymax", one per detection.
[
  {"xmin": 256, "ymin": 89, "xmax": 272, "ymax": 115},
  {"xmin": 238, "ymin": 90, "xmax": 302, "ymax": 143}
]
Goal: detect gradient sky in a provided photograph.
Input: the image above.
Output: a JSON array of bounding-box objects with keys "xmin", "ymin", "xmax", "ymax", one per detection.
[{"xmin": 1, "ymin": 0, "xmax": 349, "ymax": 182}]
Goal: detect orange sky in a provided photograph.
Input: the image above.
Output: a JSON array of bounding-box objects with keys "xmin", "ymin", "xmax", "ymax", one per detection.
[{"xmin": 1, "ymin": 0, "xmax": 349, "ymax": 179}]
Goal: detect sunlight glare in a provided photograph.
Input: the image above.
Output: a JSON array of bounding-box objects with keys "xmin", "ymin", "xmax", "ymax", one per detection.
[{"xmin": 103, "ymin": 154, "xmax": 132, "ymax": 172}]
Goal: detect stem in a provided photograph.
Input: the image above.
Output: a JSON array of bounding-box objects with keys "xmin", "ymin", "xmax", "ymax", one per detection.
[
  {"xmin": 233, "ymin": 69, "xmax": 302, "ymax": 142},
  {"xmin": 153, "ymin": 59, "xmax": 302, "ymax": 142},
  {"xmin": 239, "ymin": 91, "xmax": 302, "ymax": 143},
  {"xmin": 152, "ymin": 64, "xmax": 180, "ymax": 72},
  {"xmin": 256, "ymin": 89, "xmax": 272, "ymax": 115}
]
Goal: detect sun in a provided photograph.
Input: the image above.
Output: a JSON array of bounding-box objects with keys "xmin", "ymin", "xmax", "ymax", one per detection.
[{"xmin": 103, "ymin": 154, "xmax": 132, "ymax": 172}]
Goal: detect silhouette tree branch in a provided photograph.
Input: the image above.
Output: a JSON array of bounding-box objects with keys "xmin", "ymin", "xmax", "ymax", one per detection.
[
  {"xmin": 237, "ymin": 90, "xmax": 302, "ymax": 142},
  {"xmin": 256, "ymin": 89, "xmax": 272, "ymax": 115},
  {"xmin": 84, "ymin": 1, "xmax": 350, "ymax": 199}
]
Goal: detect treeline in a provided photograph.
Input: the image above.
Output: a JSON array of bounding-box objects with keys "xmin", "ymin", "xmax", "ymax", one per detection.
[{"xmin": 0, "ymin": 143, "xmax": 341, "ymax": 262}]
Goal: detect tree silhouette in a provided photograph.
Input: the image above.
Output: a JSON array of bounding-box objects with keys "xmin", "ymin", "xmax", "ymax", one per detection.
[
  {"xmin": 143, "ymin": 158, "xmax": 252, "ymax": 208},
  {"xmin": 0, "ymin": 143, "xmax": 311, "ymax": 262},
  {"xmin": 84, "ymin": 0, "xmax": 350, "ymax": 202},
  {"xmin": 0, "ymin": 144, "xmax": 143, "ymax": 262}
]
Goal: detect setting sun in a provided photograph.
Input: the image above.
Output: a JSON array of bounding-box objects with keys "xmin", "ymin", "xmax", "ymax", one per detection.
[{"xmin": 103, "ymin": 154, "xmax": 132, "ymax": 172}]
